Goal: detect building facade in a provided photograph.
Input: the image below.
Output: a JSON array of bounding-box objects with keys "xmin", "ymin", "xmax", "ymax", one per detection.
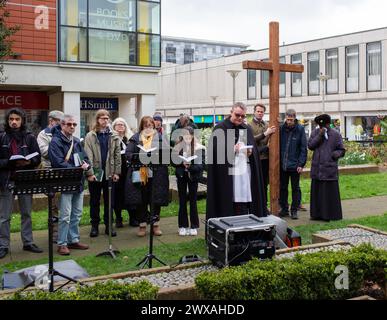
[
  {"xmin": 1, "ymin": 0, "xmax": 161, "ymax": 137},
  {"xmin": 156, "ymin": 27, "xmax": 387, "ymax": 140},
  {"xmin": 161, "ymin": 36, "xmax": 249, "ymax": 65}
]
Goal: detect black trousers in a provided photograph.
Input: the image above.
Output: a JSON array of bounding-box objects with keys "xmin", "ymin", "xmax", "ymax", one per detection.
[
  {"xmin": 279, "ymin": 169, "xmax": 300, "ymax": 213},
  {"xmin": 113, "ymin": 178, "xmax": 137, "ymax": 224},
  {"xmin": 136, "ymin": 179, "xmax": 161, "ymax": 225},
  {"xmin": 177, "ymin": 172, "xmax": 199, "ymax": 229},
  {"xmin": 89, "ymin": 179, "xmax": 113, "ymax": 227},
  {"xmin": 233, "ymin": 203, "xmax": 250, "ymax": 216},
  {"xmin": 261, "ymin": 158, "xmax": 269, "ymax": 206}
]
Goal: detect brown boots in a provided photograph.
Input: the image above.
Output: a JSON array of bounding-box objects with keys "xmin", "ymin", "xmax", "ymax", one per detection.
[{"xmin": 136, "ymin": 224, "xmax": 163, "ymax": 237}]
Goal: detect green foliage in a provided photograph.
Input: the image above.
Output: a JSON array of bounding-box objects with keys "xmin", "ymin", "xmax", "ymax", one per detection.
[
  {"xmin": 195, "ymin": 244, "xmax": 387, "ymax": 300},
  {"xmin": 0, "ymin": 0, "xmax": 20, "ymax": 81},
  {"xmin": 10, "ymin": 280, "xmax": 158, "ymax": 300}
]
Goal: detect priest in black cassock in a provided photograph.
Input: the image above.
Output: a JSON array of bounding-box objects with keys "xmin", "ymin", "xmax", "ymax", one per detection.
[
  {"xmin": 206, "ymin": 102, "xmax": 268, "ymax": 220},
  {"xmin": 308, "ymin": 114, "xmax": 346, "ymax": 221}
]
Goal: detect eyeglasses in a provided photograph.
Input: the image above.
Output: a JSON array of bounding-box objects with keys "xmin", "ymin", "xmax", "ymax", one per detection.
[
  {"xmin": 65, "ymin": 123, "xmax": 77, "ymax": 127},
  {"xmin": 234, "ymin": 113, "xmax": 246, "ymax": 119},
  {"xmin": 115, "ymin": 123, "xmax": 125, "ymax": 127}
]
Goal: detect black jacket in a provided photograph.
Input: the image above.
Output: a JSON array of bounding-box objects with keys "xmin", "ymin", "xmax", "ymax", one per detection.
[
  {"xmin": 172, "ymin": 144, "xmax": 206, "ymax": 183},
  {"xmin": 0, "ymin": 130, "xmax": 41, "ymax": 190},
  {"xmin": 280, "ymin": 123, "xmax": 307, "ymax": 172},
  {"xmin": 125, "ymin": 132, "xmax": 170, "ymax": 206}
]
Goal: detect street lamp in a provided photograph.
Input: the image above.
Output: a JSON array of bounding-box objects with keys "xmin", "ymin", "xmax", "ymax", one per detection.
[
  {"xmin": 210, "ymin": 95, "xmax": 218, "ymax": 127},
  {"xmin": 227, "ymin": 70, "xmax": 241, "ymax": 105},
  {"xmin": 317, "ymin": 73, "xmax": 330, "ymax": 113}
]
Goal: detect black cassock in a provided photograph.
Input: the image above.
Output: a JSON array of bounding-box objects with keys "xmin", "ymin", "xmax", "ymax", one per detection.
[{"xmin": 205, "ymin": 118, "xmax": 267, "ymax": 220}]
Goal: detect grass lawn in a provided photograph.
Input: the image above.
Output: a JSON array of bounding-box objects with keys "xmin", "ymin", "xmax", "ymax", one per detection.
[
  {"xmin": 9, "ymin": 172, "xmax": 387, "ymax": 233},
  {"xmin": 2, "ymin": 213, "xmax": 386, "ymax": 280}
]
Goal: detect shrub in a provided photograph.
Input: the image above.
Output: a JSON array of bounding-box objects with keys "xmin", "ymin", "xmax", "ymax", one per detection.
[
  {"xmin": 195, "ymin": 244, "xmax": 387, "ymax": 300},
  {"xmin": 10, "ymin": 280, "xmax": 159, "ymax": 301}
]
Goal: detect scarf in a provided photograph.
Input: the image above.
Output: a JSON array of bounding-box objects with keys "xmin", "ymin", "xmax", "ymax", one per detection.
[{"xmin": 139, "ymin": 132, "xmax": 154, "ymax": 185}]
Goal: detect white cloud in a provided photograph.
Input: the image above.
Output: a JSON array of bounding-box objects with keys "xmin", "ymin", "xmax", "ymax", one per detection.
[{"xmin": 162, "ymin": 0, "xmax": 387, "ymax": 49}]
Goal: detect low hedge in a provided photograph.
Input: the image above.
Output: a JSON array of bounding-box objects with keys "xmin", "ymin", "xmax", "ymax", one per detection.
[
  {"xmin": 10, "ymin": 280, "xmax": 158, "ymax": 300},
  {"xmin": 195, "ymin": 244, "xmax": 387, "ymax": 300}
]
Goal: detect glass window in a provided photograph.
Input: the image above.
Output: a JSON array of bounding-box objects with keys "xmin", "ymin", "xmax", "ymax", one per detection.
[
  {"xmin": 247, "ymin": 70, "xmax": 256, "ymax": 100},
  {"xmin": 89, "ymin": 0, "xmax": 136, "ymax": 32},
  {"xmin": 183, "ymin": 48, "xmax": 194, "ymax": 64},
  {"xmin": 261, "ymin": 59, "xmax": 269, "ymax": 99},
  {"xmin": 308, "ymin": 51, "xmax": 320, "ymax": 95},
  {"xmin": 89, "ymin": 30, "xmax": 136, "ymax": 64},
  {"xmin": 138, "ymin": 33, "xmax": 160, "ymax": 66},
  {"xmin": 367, "ymin": 42, "xmax": 382, "ymax": 91},
  {"xmin": 346, "ymin": 45, "xmax": 359, "ymax": 93},
  {"xmin": 280, "ymin": 56, "xmax": 286, "ymax": 97},
  {"xmin": 60, "ymin": 0, "xmax": 87, "ymax": 27},
  {"xmin": 166, "ymin": 46, "xmax": 176, "ymax": 63},
  {"xmin": 137, "ymin": 1, "xmax": 160, "ymax": 34},
  {"xmin": 326, "ymin": 48, "xmax": 338, "ymax": 94},
  {"xmin": 60, "ymin": 26, "xmax": 87, "ymax": 62},
  {"xmin": 291, "ymin": 54, "xmax": 302, "ymax": 96}
]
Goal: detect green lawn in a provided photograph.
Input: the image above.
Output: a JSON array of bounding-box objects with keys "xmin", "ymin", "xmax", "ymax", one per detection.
[
  {"xmin": 0, "ymin": 239, "xmax": 207, "ymax": 279},
  {"xmin": 9, "ymin": 172, "xmax": 387, "ymax": 233}
]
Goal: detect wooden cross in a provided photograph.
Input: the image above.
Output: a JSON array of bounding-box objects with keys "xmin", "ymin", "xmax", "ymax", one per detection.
[{"xmin": 242, "ymin": 22, "xmax": 304, "ymax": 215}]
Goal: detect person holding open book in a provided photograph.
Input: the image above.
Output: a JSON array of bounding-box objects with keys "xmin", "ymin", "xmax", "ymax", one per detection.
[
  {"xmin": 0, "ymin": 107, "xmax": 43, "ymax": 259},
  {"xmin": 172, "ymin": 126, "xmax": 206, "ymax": 236},
  {"xmin": 125, "ymin": 116, "xmax": 170, "ymax": 237},
  {"xmin": 84, "ymin": 109, "xmax": 121, "ymax": 238}
]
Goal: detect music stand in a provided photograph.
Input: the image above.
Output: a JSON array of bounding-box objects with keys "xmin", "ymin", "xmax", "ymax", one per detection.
[
  {"xmin": 131, "ymin": 162, "xmax": 167, "ymax": 269},
  {"xmin": 96, "ymin": 176, "xmax": 120, "ymax": 259},
  {"xmin": 11, "ymin": 168, "xmax": 84, "ymax": 292}
]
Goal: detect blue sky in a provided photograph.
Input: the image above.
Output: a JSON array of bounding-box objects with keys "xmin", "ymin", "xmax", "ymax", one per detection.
[{"xmin": 162, "ymin": 0, "xmax": 387, "ymax": 49}]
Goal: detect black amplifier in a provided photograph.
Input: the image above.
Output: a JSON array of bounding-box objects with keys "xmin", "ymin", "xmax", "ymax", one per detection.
[{"xmin": 207, "ymin": 215, "xmax": 276, "ymax": 267}]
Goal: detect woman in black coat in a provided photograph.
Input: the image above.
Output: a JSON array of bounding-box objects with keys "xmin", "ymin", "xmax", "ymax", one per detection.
[
  {"xmin": 308, "ymin": 114, "xmax": 346, "ymax": 221},
  {"xmin": 125, "ymin": 116, "xmax": 170, "ymax": 237},
  {"xmin": 172, "ymin": 126, "xmax": 206, "ymax": 236}
]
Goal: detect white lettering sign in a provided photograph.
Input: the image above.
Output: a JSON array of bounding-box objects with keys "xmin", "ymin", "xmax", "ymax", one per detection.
[{"xmin": 35, "ymin": 5, "xmax": 49, "ymax": 30}]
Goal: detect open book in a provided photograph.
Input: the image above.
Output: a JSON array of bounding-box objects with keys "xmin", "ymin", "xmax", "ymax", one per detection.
[
  {"xmin": 178, "ymin": 155, "xmax": 198, "ymax": 162},
  {"xmin": 9, "ymin": 152, "xmax": 39, "ymax": 161},
  {"xmin": 137, "ymin": 145, "xmax": 157, "ymax": 153},
  {"xmin": 239, "ymin": 145, "xmax": 254, "ymax": 151}
]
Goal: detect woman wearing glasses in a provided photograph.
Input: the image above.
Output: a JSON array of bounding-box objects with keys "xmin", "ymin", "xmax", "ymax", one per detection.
[{"xmin": 84, "ymin": 109, "xmax": 122, "ymax": 238}]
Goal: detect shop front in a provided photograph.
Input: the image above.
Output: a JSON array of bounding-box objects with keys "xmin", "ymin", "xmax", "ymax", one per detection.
[
  {"xmin": 345, "ymin": 115, "xmax": 387, "ymax": 141},
  {"xmin": 193, "ymin": 115, "xmax": 225, "ymax": 129},
  {"xmin": 80, "ymin": 97, "xmax": 119, "ymax": 138},
  {"xmin": 0, "ymin": 91, "xmax": 49, "ymax": 135}
]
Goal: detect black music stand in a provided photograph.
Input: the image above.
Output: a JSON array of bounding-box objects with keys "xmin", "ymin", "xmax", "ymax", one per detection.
[
  {"xmin": 96, "ymin": 176, "xmax": 120, "ymax": 259},
  {"xmin": 11, "ymin": 168, "xmax": 84, "ymax": 292},
  {"xmin": 133, "ymin": 162, "xmax": 167, "ymax": 269}
]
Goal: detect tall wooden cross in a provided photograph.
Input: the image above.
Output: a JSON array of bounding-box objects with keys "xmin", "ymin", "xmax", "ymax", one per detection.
[{"xmin": 242, "ymin": 22, "xmax": 304, "ymax": 215}]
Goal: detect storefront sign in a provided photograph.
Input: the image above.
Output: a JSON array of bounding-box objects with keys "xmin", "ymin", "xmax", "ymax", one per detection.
[
  {"xmin": 0, "ymin": 91, "xmax": 49, "ymax": 110},
  {"xmin": 81, "ymin": 98, "xmax": 119, "ymax": 111},
  {"xmin": 194, "ymin": 115, "xmax": 224, "ymax": 124}
]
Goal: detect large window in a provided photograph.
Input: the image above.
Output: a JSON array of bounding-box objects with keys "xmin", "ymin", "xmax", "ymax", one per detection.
[
  {"xmin": 165, "ymin": 45, "xmax": 176, "ymax": 63},
  {"xmin": 346, "ymin": 45, "xmax": 359, "ymax": 93},
  {"xmin": 183, "ymin": 48, "xmax": 194, "ymax": 64},
  {"xmin": 59, "ymin": 0, "xmax": 161, "ymax": 67},
  {"xmin": 326, "ymin": 48, "xmax": 338, "ymax": 94},
  {"xmin": 308, "ymin": 51, "xmax": 320, "ymax": 95},
  {"xmin": 280, "ymin": 56, "xmax": 286, "ymax": 97},
  {"xmin": 367, "ymin": 42, "xmax": 382, "ymax": 91},
  {"xmin": 291, "ymin": 54, "xmax": 302, "ymax": 96},
  {"xmin": 247, "ymin": 69, "xmax": 256, "ymax": 100}
]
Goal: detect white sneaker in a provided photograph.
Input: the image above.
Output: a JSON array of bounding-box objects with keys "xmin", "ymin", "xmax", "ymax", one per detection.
[
  {"xmin": 178, "ymin": 228, "xmax": 187, "ymax": 236},
  {"xmin": 189, "ymin": 228, "xmax": 198, "ymax": 236}
]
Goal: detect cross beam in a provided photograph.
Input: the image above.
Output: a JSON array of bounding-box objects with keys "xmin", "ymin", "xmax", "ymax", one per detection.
[{"xmin": 242, "ymin": 22, "xmax": 304, "ymax": 216}]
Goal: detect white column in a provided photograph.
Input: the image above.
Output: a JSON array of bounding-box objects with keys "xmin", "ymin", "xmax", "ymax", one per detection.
[
  {"xmin": 138, "ymin": 94, "xmax": 156, "ymax": 122},
  {"xmin": 118, "ymin": 95, "xmax": 137, "ymax": 132},
  {"xmin": 63, "ymin": 92, "xmax": 81, "ymax": 138}
]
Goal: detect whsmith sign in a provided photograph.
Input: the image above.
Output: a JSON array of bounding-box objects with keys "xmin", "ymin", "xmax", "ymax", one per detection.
[{"xmin": 81, "ymin": 98, "xmax": 119, "ymax": 111}]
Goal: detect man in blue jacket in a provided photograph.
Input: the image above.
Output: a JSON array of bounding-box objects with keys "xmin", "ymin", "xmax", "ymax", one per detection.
[
  {"xmin": 49, "ymin": 114, "xmax": 93, "ymax": 256},
  {"xmin": 279, "ymin": 109, "xmax": 307, "ymax": 220}
]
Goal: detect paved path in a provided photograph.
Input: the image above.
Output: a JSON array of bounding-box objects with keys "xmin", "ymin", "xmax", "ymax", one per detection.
[{"xmin": 1, "ymin": 195, "xmax": 386, "ymax": 265}]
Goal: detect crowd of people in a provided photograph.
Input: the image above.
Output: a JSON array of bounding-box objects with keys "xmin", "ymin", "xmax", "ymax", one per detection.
[{"xmin": 0, "ymin": 104, "xmax": 345, "ymax": 259}]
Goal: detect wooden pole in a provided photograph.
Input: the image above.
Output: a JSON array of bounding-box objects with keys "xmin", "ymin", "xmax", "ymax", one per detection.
[{"xmin": 269, "ymin": 22, "xmax": 280, "ymax": 215}]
